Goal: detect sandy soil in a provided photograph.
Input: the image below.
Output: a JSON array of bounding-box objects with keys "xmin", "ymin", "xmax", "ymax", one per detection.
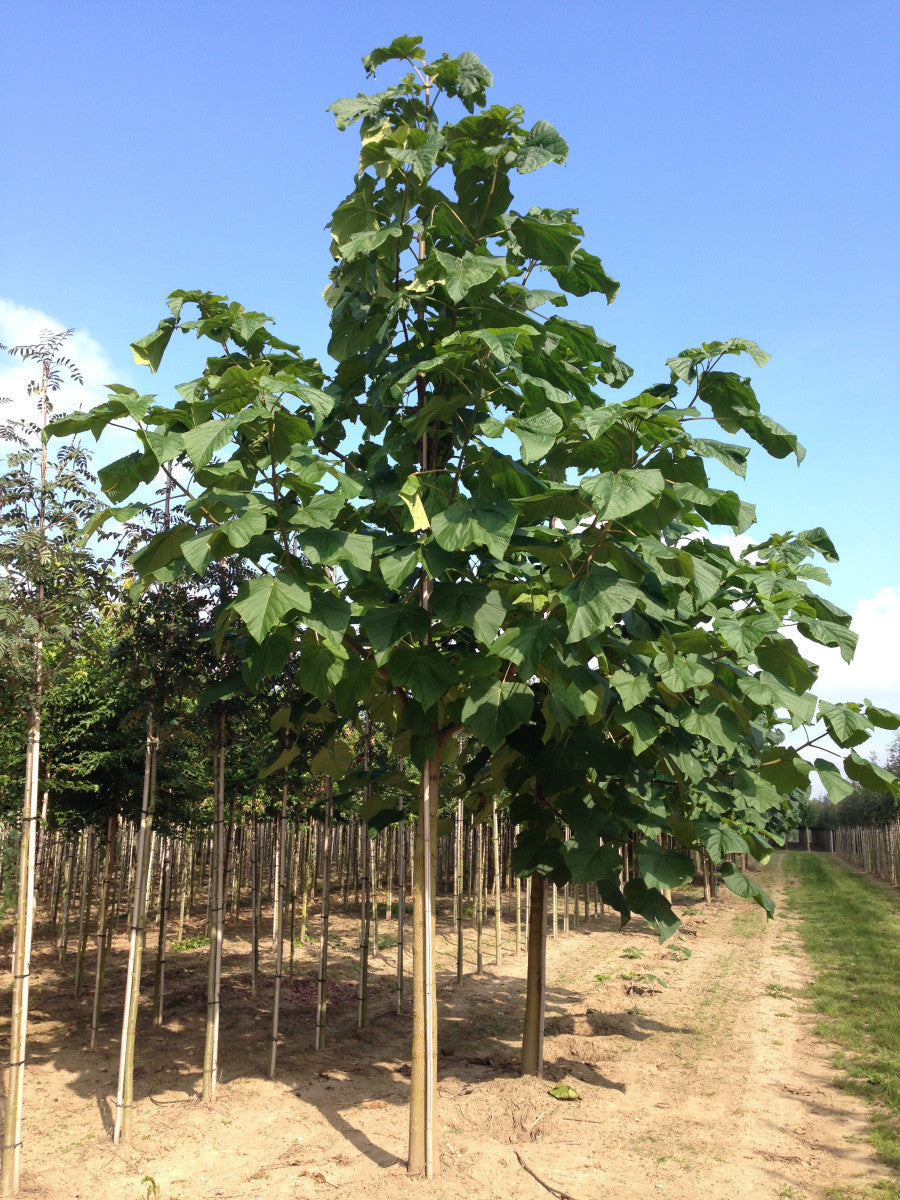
[{"xmin": 1, "ymin": 855, "xmax": 887, "ymax": 1200}]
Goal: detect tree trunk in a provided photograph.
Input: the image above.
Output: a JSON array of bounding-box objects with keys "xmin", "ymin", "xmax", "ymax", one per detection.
[
  {"xmin": 396, "ymin": 799, "xmax": 405, "ymax": 1014},
  {"xmin": 152, "ymin": 836, "xmax": 172, "ymax": 1026},
  {"xmin": 408, "ymin": 751, "xmax": 439, "ymax": 1178},
  {"xmin": 113, "ymin": 712, "xmax": 158, "ymax": 1144},
  {"xmin": 90, "ymin": 815, "xmax": 117, "ymax": 1052},
  {"xmin": 521, "ymin": 872, "xmax": 547, "ymax": 1077},
  {"xmin": 492, "ymin": 801, "xmax": 502, "ymax": 967},
  {"xmin": 73, "ymin": 825, "xmax": 95, "ymax": 998},
  {"xmin": 315, "ymin": 782, "xmax": 333, "ymax": 1050},
  {"xmin": 269, "ymin": 772, "xmax": 288, "ymax": 1077},
  {"xmin": 202, "ymin": 712, "xmax": 227, "ymax": 1102},
  {"xmin": 1, "ymin": 706, "xmax": 41, "ymax": 1195}
]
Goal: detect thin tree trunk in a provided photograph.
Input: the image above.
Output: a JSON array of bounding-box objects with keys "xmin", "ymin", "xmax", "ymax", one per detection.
[
  {"xmin": 57, "ymin": 835, "xmax": 78, "ymax": 966},
  {"xmin": 475, "ymin": 821, "xmax": 484, "ymax": 974},
  {"xmin": 269, "ymin": 771, "xmax": 288, "ymax": 1077},
  {"xmin": 408, "ymin": 750, "xmax": 439, "ymax": 1178},
  {"xmin": 521, "ymin": 872, "xmax": 547, "ymax": 1077},
  {"xmin": 202, "ymin": 712, "xmax": 227, "ymax": 1102},
  {"xmin": 1, "ymin": 706, "xmax": 41, "ymax": 1195},
  {"xmin": 454, "ymin": 796, "xmax": 464, "ymax": 983},
  {"xmin": 315, "ymin": 782, "xmax": 333, "ymax": 1050},
  {"xmin": 152, "ymin": 836, "xmax": 172, "ymax": 1026},
  {"xmin": 396, "ymin": 799, "xmax": 405, "ymax": 1014},
  {"xmin": 113, "ymin": 713, "xmax": 158, "ymax": 1144},
  {"xmin": 73, "ymin": 825, "xmax": 95, "ymax": 998},
  {"xmin": 90, "ymin": 815, "xmax": 117, "ymax": 1052},
  {"xmin": 250, "ymin": 798, "xmax": 260, "ymax": 1001},
  {"xmin": 492, "ymin": 801, "xmax": 501, "ymax": 967},
  {"xmin": 514, "ymin": 825, "xmax": 522, "ymax": 956}
]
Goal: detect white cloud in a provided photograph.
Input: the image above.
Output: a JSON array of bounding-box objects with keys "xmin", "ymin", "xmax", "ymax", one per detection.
[
  {"xmin": 0, "ymin": 299, "xmax": 117, "ymax": 427},
  {"xmin": 800, "ymin": 586, "xmax": 900, "ymax": 705}
]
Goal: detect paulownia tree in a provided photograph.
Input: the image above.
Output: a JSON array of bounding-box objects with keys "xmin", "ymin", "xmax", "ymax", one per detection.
[{"xmin": 53, "ymin": 35, "xmax": 898, "ymax": 1181}]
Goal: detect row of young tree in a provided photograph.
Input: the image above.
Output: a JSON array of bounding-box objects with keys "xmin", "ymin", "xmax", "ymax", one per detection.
[
  {"xmin": 805, "ymin": 739, "xmax": 900, "ymax": 830},
  {"xmin": 3, "ymin": 35, "xmax": 899, "ymax": 1190}
]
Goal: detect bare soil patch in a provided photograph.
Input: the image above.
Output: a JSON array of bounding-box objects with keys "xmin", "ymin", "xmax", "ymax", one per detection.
[{"xmin": 1, "ymin": 857, "xmax": 885, "ymax": 1200}]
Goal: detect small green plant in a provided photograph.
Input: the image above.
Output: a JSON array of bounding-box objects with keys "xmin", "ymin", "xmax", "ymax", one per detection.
[
  {"xmin": 140, "ymin": 1177, "xmax": 160, "ymax": 1200},
  {"xmin": 593, "ymin": 972, "xmax": 612, "ymax": 983},
  {"xmin": 622, "ymin": 946, "xmax": 645, "ymax": 960},
  {"xmin": 377, "ymin": 933, "xmax": 398, "ymax": 951},
  {"xmin": 765, "ymin": 982, "xmax": 791, "ymax": 1000},
  {"xmin": 667, "ymin": 944, "xmax": 692, "ymax": 961},
  {"xmin": 621, "ymin": 972, "xmax": 668, "ymax": 995},
  {"xmin": 170, "ymin": 934, "xmax": 210, "ymax": 953}
]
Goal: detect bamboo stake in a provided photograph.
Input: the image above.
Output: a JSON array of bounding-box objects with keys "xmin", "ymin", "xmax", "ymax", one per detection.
[
  {"xmin": 269, "ymin": 769, "xmax": 289, "ymax": 1077},
  {"xmin": 396, "ymin": 798, "xmax": 405, "ymax": 1014},
  {"xmin": 91, "ymin": 815, "xmax": 117, "ymax": 1052},
  {"xmin": 73, "ymin": 825, "xmax": 95, "ymax": 997},
  {"xmin": 152, "ymin": 836, "xmax": 172, "ymax": 1027},
  {"xmin": 315, "ymin": 782, "xmax": 333, "ymax": 1049},
  {"xmin": 492, "ymin": 801, "xmax": 502, "ymax": 966}
]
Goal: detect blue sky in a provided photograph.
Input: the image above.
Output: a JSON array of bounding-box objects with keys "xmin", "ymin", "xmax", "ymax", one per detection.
[{"xmin": 2, "ymin": 0, "xmax": 898, "ymax": 761}]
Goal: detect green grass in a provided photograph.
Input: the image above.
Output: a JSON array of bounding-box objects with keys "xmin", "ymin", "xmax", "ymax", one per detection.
[
  {"xmin": 170, "ymin": 933, "xmax": 210, "ymax": 953},
  {"xmin": 784, "ymin": 851, "xmax": 900, "ymax": 1191}
]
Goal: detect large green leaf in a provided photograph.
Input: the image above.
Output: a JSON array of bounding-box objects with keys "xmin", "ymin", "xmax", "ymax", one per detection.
[
  {"xmin": 362, "ymin": 35, "xmax": 425, "ymax": 75},
  {"xmin": 427, "ymin": 249, "xmax": 503, "ymax": 304},
  {"xmin": 131, "ymin": 525, "xmax": 193, "ymax": 576},
  {"xmin": 609, "ymin": 670, "xmax": 652, "ymax": 712},
  {"xmin": 715, "ymin": 611, "xmax": 781, "ymax": 657},
  {"xmin": 582, "ymin": 469, "xmax": 666, "ymax": 521},
  {"xmin": 515, "ymin": 121, "xmax": 569, "ymax": 174},
  {"xmin": 561, "ymin": 566, "xmax": 638, "ymax": 643},
  {"xmin": 817, "ymin": 700, "xmax": 873, "ymax": 749},
  {"xmin": 560, "ymin": 837, "xmax": 621, "ymax": 886},
  {"xmin": 511, "ymin": 410, "xmax": 564, "ymax": 463},
  {"xmin": 232, "ymin": 573, "xmax": 310, "ymax": 643},
  {"xmin": 654, "ymin": 654, "xmax": 714, "ymax": 692},
  {"xmin": 181, "ymin": 413, "xmax": 255, "ymax": 470},
  {"xmin": 490, "ymin": 616, "xmax": 563, "ymax": 677},
  {"xmin": 461, "ymin": 679, "xmax": 534, "ymax": 751},
  {"xmin": 636, "ymin": 841, "xmax": 694, "ymax": 890},
  {"xmin": 699, "ymin": 825, "xmax": 750, "ymax": 864},
  {"xmin": 797, "ymin": 618, "xmax": 857, "ymax": 664},
  {"xmin": 300, "ymin": 528, "xmax": 373, "ymax": 572},
  {"xmin": 388, "ymin": 643, "xmax": 457, "ymax": 710},
  {"xmin": 719, "ymin": 862, "xmax": 775, "ymax": 918},
  {"xmin": 361, "ymin": 604, "xmax": 429, "ymax": 659},
  {"xmin": 299, "ymin": 629, "xmax": 347, "ymax": 702},
  {"xmin": 813, "ymin": 759, "xmax": 856, "ymax": 804},
  {"xmin": 131, "ymin": 320, "xmax": 176, "ymax": 373},
  {"xmin": 549, "ymin": 249, "xmax": 619, "ymax": 301},
  {"xmin": 845, "ymin": 752, "xmax": 900, "ymax": 796},
  {"xmin": 431, "ymin": 582, "xmax": 506, "ymax": 645},
  {"xmin": 98, "ymin": 450, "xmax": 159, "ymax": 503},
  {"xmin": 431, "ymin": 499, "xmax": 517, "ymax": 559},
  {"xmin": 622, "ymin": 878, "xmax": 681, "ymax": 942}
]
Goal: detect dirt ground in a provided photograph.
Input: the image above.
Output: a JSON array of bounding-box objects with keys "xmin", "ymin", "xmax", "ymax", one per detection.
[{"xmin": 1, "ymin": 854, "xmax": 888, "ymax": 1200}]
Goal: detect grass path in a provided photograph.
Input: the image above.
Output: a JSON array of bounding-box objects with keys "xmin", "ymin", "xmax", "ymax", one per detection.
[{"xmin": 784, "ymin": 850, "xmax": 900, "ymax": 1199}]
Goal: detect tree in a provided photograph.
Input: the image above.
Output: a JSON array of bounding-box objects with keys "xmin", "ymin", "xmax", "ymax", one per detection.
[
  {"xmin": 0, "ymin": 331, "xmax": 110, "ymax": 1195},
  {"xmin": 52, "ymin": 35, "xmax": 898, "ymax": 1180}
]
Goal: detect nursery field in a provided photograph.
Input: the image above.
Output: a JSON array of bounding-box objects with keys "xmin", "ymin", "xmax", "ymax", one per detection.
[{"xmin": 1, "ymin": 855, "xmax": 890, "ymax": 1200}]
